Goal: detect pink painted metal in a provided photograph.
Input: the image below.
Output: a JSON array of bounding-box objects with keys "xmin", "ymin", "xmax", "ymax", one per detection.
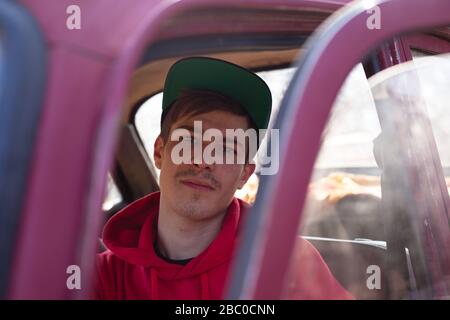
[
  {"xmin": 229, "ymin": 0, "xmax": 450, "ymax": 299},
  {"xmin": 11, "ymin": 0, "xmax": 350, "ymax": 300},
  {"xmin": 404, "ymin": 34, "xmax": 450, "ymax": 55}
]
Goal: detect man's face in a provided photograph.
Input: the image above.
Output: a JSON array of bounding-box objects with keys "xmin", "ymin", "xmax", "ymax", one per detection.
[{"xmin": 154, "ymin": 110, "xmax": 255, "ymax": 220}]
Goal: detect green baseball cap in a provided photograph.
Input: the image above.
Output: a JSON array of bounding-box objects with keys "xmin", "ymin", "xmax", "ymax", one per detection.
[{"xmin": 161, "ymin": 57, "xmax": 272, "ymax": 131}]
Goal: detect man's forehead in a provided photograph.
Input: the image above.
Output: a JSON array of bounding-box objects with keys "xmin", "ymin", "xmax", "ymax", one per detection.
[{"xmin": 171, "ymin": 110, "xmax": 250, "ymax": 132}]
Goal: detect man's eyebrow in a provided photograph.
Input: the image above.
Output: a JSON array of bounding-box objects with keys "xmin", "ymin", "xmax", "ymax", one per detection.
[{"xmin": 173, "ymin": 125, "xmax": 246, "ymax": 147}]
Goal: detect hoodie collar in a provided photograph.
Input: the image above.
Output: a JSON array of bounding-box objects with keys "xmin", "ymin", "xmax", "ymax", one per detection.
[{"xmin": 102, "ymin": 191, "xmax": 245, "ymax": 279}]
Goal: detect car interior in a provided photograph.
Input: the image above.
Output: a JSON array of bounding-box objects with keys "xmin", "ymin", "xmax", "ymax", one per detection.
[
  {"xmin": 96, "ymin": 5, "xmax": 450, "ymax": 299},
  {"xmin": 1, "ymin": 0, "xmax": 450, "ymax": 301}
]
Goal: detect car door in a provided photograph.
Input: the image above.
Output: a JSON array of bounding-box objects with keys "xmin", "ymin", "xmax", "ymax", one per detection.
[
  {"xmin": 0, "ymin": 0, "xmax": 46, "ymax": 299},
  {"xmin": 227, "ymin": 0, "xmax": 450, "ymax": 299}
]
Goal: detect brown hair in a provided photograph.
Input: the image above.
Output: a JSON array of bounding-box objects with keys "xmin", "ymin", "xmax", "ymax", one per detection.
[
  {"xmin": 160, "ymin": 88, "xmax": 258, "ymax": 162},
  {"xmin": 161, "ymin": 89, "xmax": 256, "ymax": 139}
]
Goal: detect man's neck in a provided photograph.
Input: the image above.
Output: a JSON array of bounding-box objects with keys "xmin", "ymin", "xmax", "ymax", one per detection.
[{"xmin": 156, "ymin": 200, "xmax": 227, "ymax": 260}]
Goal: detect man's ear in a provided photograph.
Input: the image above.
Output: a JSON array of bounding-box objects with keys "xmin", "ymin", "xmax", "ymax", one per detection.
[
  {"xmin": 154, "ymin": 135, "xmax": 165, "ymax": 170},
  {"xmin": 237, "ymin": 163, "xmax": 256, "ymax": 189}
]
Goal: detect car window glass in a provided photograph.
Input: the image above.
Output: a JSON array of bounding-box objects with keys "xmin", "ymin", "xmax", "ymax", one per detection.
[
  {"xmin": 367, "ymin": 53, "xmax": 450, "ymax": 299},
  {"xmin": 102, "ymin": 173, "xmax": 123, "ymax": 211},
  {"xmin": 134, "ymin": 93, "xmax": 163, "ymax": 180},
  {"xmin": 286, "ymin": 64, "xmax": 384, "ymax": 300},
  {"xmin": 284, "ymin": 55, "xmax": 450, "ymax": 300},
  {"xmin": 410, "ymin": 52, "xmax": 450, "ymax": 169}
]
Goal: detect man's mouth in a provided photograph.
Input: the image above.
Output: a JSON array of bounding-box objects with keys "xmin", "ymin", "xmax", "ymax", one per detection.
[{"xmin": 179, "ymin": 178, "xmax": 215, "ymax": 191}]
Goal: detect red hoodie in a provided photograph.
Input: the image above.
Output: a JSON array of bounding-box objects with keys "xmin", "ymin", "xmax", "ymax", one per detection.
[{"xmin": 94, "ymin": 192, "xmax": 353, "ymax": 300}]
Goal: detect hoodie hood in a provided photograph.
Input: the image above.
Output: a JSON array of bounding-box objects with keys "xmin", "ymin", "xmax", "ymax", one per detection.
[{"xmin": 102, "ymin": 191, "xmax": 248, "ymax": 281}]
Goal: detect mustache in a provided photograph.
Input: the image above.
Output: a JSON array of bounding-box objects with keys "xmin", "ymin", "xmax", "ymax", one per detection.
[{"xmin": 175, "ymin": 169, "xmax": 221, "ymax": 189}]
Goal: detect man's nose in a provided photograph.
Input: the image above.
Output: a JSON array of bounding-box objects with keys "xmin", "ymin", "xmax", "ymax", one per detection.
[
  {"xmin": 192, "ymin": 140, "xmax": 215, "ymax": 170},
  {"xmin": 194, "ymin": 161, "xmax": 212, "ymax": 170}
]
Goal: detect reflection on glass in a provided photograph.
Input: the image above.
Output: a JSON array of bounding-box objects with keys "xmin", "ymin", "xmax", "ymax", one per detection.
[
  {"xmin": 102, "ymin": 173, "xmax": 123, "ymax": 211},
  {"xmin": 286, "ymin": 55, "xmax": 450, "ymax": 300}
]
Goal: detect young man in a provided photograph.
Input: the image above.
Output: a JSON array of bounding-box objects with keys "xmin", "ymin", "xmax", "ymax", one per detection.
[{"xmin": 94, "ymin": 57, "xmax": 352, "ymax": 300}]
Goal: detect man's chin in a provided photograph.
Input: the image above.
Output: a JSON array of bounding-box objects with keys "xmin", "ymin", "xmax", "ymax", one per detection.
[
  {"xmin": 181, "ymin": 205, "xmax": 217, "ymax": 220},
  {"xmin": 172, "ymin": 197, "xmax": 221, "ymax": 219}
]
